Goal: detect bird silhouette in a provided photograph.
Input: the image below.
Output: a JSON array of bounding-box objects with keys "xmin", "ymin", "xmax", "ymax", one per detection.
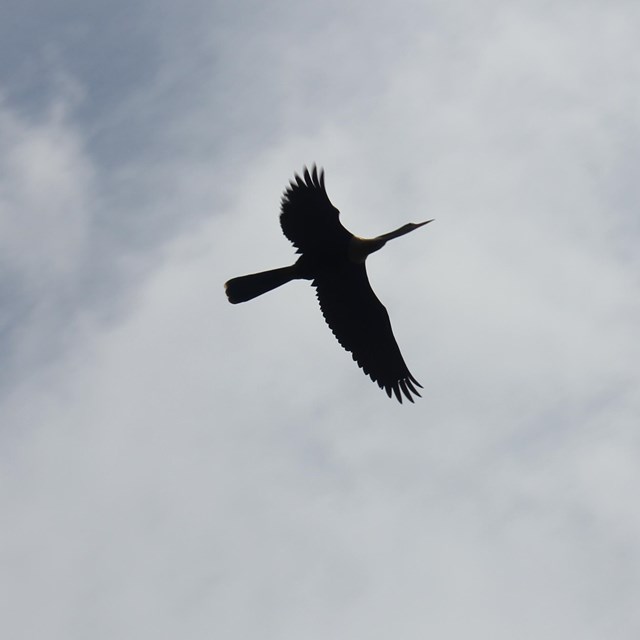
[{"xmin": 224, "ymin": 166, "xmax": 433, "ymax": 403}]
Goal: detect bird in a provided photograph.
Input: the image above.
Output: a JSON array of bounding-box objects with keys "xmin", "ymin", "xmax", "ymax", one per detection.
[{"xmin": 224, "ymin": 166, "xmax": 433, "ymax": 403}]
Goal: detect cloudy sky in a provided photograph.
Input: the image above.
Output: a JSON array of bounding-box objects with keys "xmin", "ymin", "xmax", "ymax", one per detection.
[{"xmin": 2, "ymin": 1, "xmax": 640, "ymax": 638}]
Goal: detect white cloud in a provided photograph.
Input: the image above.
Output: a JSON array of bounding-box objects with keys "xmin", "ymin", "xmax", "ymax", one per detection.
[
  {"xmin": 1, "ymin": 1, "xmax": 640, "ymax": 639},
  {"xmin": 0, "ymin": 100, "xmax": 92, "ymax": 283}
]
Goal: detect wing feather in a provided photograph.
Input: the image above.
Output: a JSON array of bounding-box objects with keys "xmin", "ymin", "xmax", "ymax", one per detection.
[
  {"xmin": 280, "ymin": 166, "xmax": 351, "ymax": 254},
  {"xmin": 313, "ymin": 264, "xmax": 422, "ymax": 403}
]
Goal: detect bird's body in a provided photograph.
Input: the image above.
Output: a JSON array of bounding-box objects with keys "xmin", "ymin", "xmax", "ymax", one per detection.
[{"xmin": 225, "ymin": 166, "xmax": 432, "ymax": 403}]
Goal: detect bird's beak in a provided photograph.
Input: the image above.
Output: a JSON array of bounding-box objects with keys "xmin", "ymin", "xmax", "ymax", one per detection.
[{"xmin": 415, "ymin": 219, "xmax": 434, "ymax": 228}]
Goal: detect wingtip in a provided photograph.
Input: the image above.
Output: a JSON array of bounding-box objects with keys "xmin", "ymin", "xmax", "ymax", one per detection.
[
  {"xmin": 399, "ymin": 379, "xmax": 416, "ymax": 403},
  {"xmin": 405, "ymin": 377, "xmax": 422, "ymax": 398},
  {"xmin": 297, "ymin": 163, "xmax": 325, "ymax": 190}
]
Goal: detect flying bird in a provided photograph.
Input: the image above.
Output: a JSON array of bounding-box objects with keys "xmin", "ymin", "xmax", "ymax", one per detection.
[{"xmin": 224, "ymin": 166, "xmax": 433, "ymax": 403}]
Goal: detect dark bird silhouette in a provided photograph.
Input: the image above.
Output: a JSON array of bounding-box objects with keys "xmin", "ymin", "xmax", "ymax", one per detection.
[{"xmin": 224, "ymin": 166, "xmax": 433, "ymax": 403}]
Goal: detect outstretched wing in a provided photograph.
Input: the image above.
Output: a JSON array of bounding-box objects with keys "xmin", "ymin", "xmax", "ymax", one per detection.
[
  {"xmin": 280, "ymin": 166, "xmax": 352, "ymax": 254},
  {"xmin": 313, "ymin": 264, "xmax": 422, "ymax": 403}
]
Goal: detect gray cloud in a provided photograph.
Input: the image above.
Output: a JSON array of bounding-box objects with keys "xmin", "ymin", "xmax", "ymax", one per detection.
[{"xmin": 1, "ymin": 1, "xmax": 639, "ymax": 638}]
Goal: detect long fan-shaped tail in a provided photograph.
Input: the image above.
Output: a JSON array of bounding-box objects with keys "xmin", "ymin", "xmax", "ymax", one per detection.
[{"xmin": 224, "ymin": 265, "xmax": 297, "ymax": 304}]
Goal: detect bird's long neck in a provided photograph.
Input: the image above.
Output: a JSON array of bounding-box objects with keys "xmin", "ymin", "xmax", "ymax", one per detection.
[
  {"xmin": 348, "ymin": 236, "xmax": 387, "ymax": 263},
  {"xmin": 348, "ymin": 223, "xmax": 425, "ymax": 264},
  {"xmin": 376, "ymin": 223, "xmax": 424, "ymax": 243}
]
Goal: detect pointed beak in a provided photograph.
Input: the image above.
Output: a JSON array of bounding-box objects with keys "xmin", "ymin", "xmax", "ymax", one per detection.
[{"xmin": 413, "ymin": 219, "xmax": 434, "ymax": 229}]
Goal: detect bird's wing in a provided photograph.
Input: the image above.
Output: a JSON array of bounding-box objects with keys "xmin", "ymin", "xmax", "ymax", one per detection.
[
  {"xmin": 313, "ymin": 264, "xmax": 422, "ymax": 403},
  {"xmin": 280, "ymin": 166, "xmax": 352, "ymax": 254}
]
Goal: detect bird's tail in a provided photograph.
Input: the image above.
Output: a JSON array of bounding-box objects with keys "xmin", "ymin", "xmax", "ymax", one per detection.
[{"xmin": 224, "ymin": 265, "xmax": 297, "ymax": 304}]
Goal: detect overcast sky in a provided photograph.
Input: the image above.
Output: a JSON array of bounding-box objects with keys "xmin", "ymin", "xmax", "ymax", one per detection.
[{"xmin": 1, "ymin": 1, "xmax": 640, "ymax": 638}]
